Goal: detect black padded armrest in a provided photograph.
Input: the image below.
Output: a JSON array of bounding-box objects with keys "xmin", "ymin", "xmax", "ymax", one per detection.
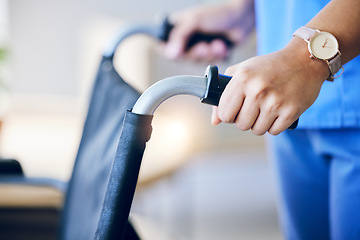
[{"xmin": 0, "ymin": 159, "xmax": 24, "ymax": 176}]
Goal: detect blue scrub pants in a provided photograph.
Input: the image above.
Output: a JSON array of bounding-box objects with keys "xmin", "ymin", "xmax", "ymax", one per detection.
[{"xmin": 267, "ymin": 129, "xmax": 360, "ymax": 240}]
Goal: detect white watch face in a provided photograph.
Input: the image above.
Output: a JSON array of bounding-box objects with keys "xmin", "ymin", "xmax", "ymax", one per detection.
[{"xmin": 309, "ymin": 31, "xmax": 339, "ymax": 60}]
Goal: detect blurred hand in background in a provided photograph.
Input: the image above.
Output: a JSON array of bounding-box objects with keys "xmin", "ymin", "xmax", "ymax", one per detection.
[{"xmin": 164, "ymin": 0, "xmax": 255, "ymax": 63}]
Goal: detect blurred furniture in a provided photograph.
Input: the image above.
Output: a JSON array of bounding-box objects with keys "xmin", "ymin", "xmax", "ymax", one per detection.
[
  {"xmin": 0, "ymin": 54, "xmax": 141, "ymax": 240},
  {"xmin": 0, "ymin": 159, "xmax": 62, "ymax": 240}
]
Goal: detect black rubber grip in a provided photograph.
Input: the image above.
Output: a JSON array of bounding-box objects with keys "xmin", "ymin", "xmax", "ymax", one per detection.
[
  {"xmin": 159, "ymin": 17, "xmax": 233, "ymax": 50},
  {"xmin": 202, "ymin": 66, "xmax": 299, "ymax": 130}
]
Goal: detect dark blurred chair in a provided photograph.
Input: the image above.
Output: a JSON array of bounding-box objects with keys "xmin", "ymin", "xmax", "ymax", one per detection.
[
  {"xmin": 0, "ymin": 54, "xmax": 141, "ymax": 240},
  {"xmin": 0, "ymin": 19, "xmax": 186, "ymax": 239}
]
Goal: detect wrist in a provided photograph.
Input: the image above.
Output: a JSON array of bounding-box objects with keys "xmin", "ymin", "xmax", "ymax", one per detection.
[{"xmin": 284, "ymin": 37, "xmax": 329, "ymax": 85}]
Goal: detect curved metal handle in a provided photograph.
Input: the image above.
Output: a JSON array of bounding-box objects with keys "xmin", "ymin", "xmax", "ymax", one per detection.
[
  {"xmin": 102, "ymin": 23, "xmax": 298, "ymax": 129},
  {"xmin": 102, "ymin": 17, "xmax": 234, "ymax": 58},
  {"xmin": 102, "ymin": 22, "xmax": 164, "ymax": 58},
  {"xmin": 132, "ymin": 75, "xmax": 208, "ymax": 115},
  {"xmin": 132, "ymin": 66, "xmax": 298, "ymax": 129},
  {"xmin": 201, "ymin": 66, "xmax": 299, "ymax": 129}
]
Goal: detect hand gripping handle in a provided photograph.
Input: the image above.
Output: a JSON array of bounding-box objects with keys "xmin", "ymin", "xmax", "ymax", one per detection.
[
  {"xmin": 202, "ymin": 66, "xmax": 298, "ymax": 129},
  {"xmin": 159, "ymin": 17, "xmax": 234, "ymax": 50}
]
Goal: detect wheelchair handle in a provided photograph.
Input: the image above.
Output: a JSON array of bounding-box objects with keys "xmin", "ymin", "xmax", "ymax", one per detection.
[
  {"xmin": 202, "ymin": 66, "xmax": 298, "ymax": 129},
  {"xmin": 132, "ymin": 65, "xmax": 298, "ymax": 129},
  {"xmin": 103, "ymin": 17, "xmax": 233, "ymax": 57},
  {"xmin": 159, "ymin": 17, "xmax": 234, "ymax": 50}
]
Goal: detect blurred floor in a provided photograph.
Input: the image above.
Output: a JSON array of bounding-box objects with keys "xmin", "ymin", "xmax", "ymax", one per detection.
[{"xmin": 131, "ymin": 149, "xmax": 283, "ymax": 240}]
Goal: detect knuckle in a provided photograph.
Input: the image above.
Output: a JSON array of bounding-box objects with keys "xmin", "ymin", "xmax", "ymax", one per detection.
[
  {"xmin": 283, "ymin": 107, "xmax": 299, "ymax": 121},
  {"xmin": 218, "ymin": 111, "xmax": 234, "ymax": 124},
  {"xmin": 236, "ymin": 67, "xmax": 254, "ymax": 78},
  {"xmin": 236, "ymin": 69, "xmax": 257, "ymax": 86},
  {"xmin": 222, "ymin": 118, "xmax": 234, "ymax": 124},
  {"xmin": 253, "ymin": 89, "xmax": 266, "ymax": 101},
  {"xmin": 224, "ymin": 66, "xmax": 237, "ymax": 76},
  {"xmin": 266, "ymin": 98, "xmax": 283, "ymax": 113},
  {"xmin": 252, "ymin": 82, "xmax": 271, "ymax": 101},
  {"xmin": 225, "ymin": 66, "xmax": 254, "ymax": 81}
]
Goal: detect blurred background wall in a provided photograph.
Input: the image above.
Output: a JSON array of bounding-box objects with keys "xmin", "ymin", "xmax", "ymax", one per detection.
[
  {"xmin": 1, "ymin": 0, "xmax": 260, "ymax": 182},
  {"xmin": 0, "ymin": 0, "xmax": 282, "ymax": 239}
]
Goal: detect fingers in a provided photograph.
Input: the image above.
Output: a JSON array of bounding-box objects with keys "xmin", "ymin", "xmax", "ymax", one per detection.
[
  {"xmin": 212, "ymin": 64, "xmax": 298, "ymax": 136},
  {"xmin": 211, "ymin": 106, "xmax": 222, "ymax": 125},
  {"xmin": 164, "ymin": 13, "xmax": 229, "ymax": 62},
  {"xmin": 234, "ymin": 97, "xmax": 259, "ymax": 131},
  {"xmin": 186, "ymin": 39, "xmax": 228, "ymax": 62},
  {"xmin": 213, "ymin": 94, "xmax": 297, "ymax": 135},
  {"xmin": 250, "ymin": 112, "xmax": 277, "ymax": 136},
  {"xmin": 209, "ymin": 39, "xmax": 229, "ymax": 60},
  {"xmin": 217, "ymin": 80, "xmax": 245, "ymax": 124},
  {"xmin": 165, "ymin": 23, "xmax": 197, "ymax": 59},
  {"xmin": 166, "ymin": 37, "xmax": 229, "ymax": 62},
  {"xmin": 268, "ymin": 115, "xmax": 298, "ymax": 135}
]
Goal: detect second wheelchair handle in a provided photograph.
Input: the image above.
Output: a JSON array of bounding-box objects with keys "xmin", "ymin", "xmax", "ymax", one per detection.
[
  {"xmin": 202, "ymin": 66, "xmax": 299, "ymax": 130},
  {"xmin": 159, "ymin": 18, "xmax": 234, "ymax": 50}
]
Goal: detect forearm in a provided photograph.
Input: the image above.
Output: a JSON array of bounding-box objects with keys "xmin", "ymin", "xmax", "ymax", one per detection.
[{"xmin": 212, "ymin": 0, "xmax": 360, "ymax": 135}]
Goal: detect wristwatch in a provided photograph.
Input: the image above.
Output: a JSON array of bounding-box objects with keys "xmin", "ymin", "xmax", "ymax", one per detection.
[{"xmin": 293, "ymin": 26, "xmax": 343, "ymax": 81}]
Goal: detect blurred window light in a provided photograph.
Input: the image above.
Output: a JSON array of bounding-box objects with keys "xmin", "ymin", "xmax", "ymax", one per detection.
[{"xmin": 139, "ymin": 114, "xmax": 194, "ymax": 184}]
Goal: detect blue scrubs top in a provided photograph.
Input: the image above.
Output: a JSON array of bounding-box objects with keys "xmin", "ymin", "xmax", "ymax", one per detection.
[{"xmin": 255, "ymin": 0, "xmax": 360, "ymax": 129}]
